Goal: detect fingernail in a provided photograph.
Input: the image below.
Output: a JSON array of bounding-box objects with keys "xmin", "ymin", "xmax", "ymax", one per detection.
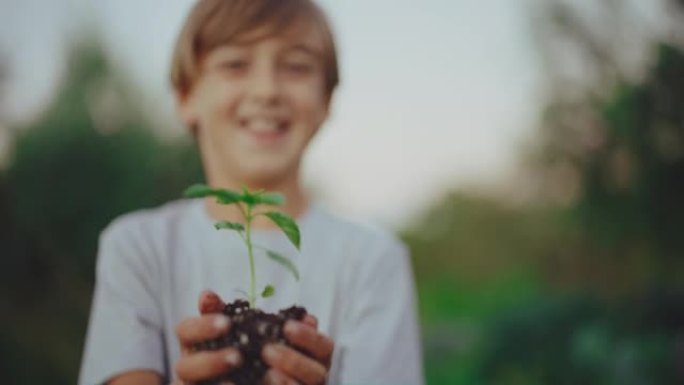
[
  {"xmin": 284, "ymin": 321, "xmax": 298, "ymax": 334},
  {"xmin": 214, "ymin": 315, "xmax": 229, "ymax": 330},
  {"xmin": 226, "ymin": 350, "xmax": 241, "ymax": 366},
  {"xmin": 263, "ymin": 344, "xmax": 279, "ymax": 361},
  {"xmin": 263, "ymin": 370, "xmax": 279, "ymax": 385}
]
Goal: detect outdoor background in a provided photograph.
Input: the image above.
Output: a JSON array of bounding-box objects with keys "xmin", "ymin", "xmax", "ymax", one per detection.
[{"xmin": 1, "ymin": 0, "xmax": 683, "ymax": 384}]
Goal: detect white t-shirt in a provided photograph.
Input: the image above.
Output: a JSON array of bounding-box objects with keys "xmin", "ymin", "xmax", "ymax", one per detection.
[{"xmin": 78, "ymin": 199, "xmax": 424, "ymax": 385}]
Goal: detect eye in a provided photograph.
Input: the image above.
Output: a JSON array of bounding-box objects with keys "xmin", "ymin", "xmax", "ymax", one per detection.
[
  {"xmin": 283, "ymin": 61, "xmax": 314, "ymax": 75},
  {"xmin": 220, "ymin": 60, "xmax": 248, "ymax": 71}
]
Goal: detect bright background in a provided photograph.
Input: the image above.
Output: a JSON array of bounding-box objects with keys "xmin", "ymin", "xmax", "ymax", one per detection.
[
  {"xmin": 1, "ymin": 0, "xmax": 683, "ymax": 384},
  {"xmin": 0, "ymin": 0, "xmax": 561, "ymax": 224}
]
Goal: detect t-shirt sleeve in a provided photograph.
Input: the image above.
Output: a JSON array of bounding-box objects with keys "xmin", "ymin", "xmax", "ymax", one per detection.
[
  {"xmin": 334, "ymin": 235, "xmax": 425, "ymax": 385},
  {"xmin": 78, "ymin": 220, "xmax": 165, "ymax": 385}
]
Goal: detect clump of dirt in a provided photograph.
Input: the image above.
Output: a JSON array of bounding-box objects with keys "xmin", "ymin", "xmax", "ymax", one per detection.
[{"xmin": 196, "ymin": 299, "xmax": 308, "ymax": 385}]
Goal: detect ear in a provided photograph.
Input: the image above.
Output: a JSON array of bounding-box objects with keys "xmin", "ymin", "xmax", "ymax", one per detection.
[{"xmin": 174, "ymin": 89, "xmax": 198, "ymax": 129}]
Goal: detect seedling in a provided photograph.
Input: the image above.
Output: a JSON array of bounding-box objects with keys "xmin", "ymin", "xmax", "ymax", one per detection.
[
  {"xmin": 184, "ymin": 183, "xmax": 301, "ymax": 308},
  {"xmin": 182, "ymin": 184, "xmax": 309, "ymax": 384}
]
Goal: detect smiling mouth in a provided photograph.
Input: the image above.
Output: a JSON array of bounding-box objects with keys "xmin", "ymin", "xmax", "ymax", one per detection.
[{"xmin": 239, "ymin": 117, "xmax": 290, "ymax": 143}]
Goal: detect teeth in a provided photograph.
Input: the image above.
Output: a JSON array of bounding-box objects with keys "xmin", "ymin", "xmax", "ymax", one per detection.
[{"xmin": 244, "ymin": 118, "xmax": 282, "ymax": 133}]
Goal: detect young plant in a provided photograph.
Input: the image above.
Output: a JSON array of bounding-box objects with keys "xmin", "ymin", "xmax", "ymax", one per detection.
[{"xmin": 184, "ymin": 184, "xmax": 300, "ymax": 308}]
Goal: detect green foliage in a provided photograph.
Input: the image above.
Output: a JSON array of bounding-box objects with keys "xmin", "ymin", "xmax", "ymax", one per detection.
[
  {"xmin": 534, "ymin": 3, "xmax": 684, "ymax": 282},
  {"xmin": 261, "ymin": 285, "xmax": 275, "ymax": 298},
  {"xmin": 252, "ymin": 192, "xmax": 285, "ymax": 206},
  {"xmin": 237, "ymin": 187, "xmax": 285, "ymax": 206},
  {"xmin": 475, "ymin": 293, "xmax": 683, "ymax": 385},
  {"xmin": 183, "ymin": 184, "xmax": 287, "ymax": 209},
  {"xmin": 407, "ymin": 3, "xmax": 684, "ymax": 383},
  {"xmin": 183, "ymin": 183, "xmax": 301, "ymax": 307},
  {"xmin": 405, "ymin": 192, "xmax": 683, "ymax": 384},
  {"xmin": 265, "ymin": 249, "xmax": 301, "ymax": 281},
  {"xmin": 0, "ymin": 42, "xmax": 203, "ymax": 384},
  {"xmin": 262, "ymin": 211, "xmax": 300, "ymax": 250},
  {"xmin": 576, "ymin": 44, "xmax": 684, "ymax": 259},
  {"xmin": 184, "ymin": 184, "xmax": 242, "ymax": 205},
  {"xmin": 214, "ymin": 221, "xmax": 245, "ymax": 232},
  {"xmin": 535, "ymin": 46, "xmax": 684, "ymax": 287}
]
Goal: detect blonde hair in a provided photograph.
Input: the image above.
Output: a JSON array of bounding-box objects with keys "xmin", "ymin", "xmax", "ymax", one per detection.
[{"xmin": 170, "ymin": 0, "xmax": 339, "ymax": 98}]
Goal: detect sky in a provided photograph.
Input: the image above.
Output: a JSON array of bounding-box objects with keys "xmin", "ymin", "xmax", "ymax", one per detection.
[{"xmin": 0, "ymin": 0, "xmax": 669, "ymax": 227}]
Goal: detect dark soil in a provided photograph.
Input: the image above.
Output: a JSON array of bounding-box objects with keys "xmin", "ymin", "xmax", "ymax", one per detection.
[{"xmin": 195, "ymin": 299, "xmax": 308, "ymax": 385}]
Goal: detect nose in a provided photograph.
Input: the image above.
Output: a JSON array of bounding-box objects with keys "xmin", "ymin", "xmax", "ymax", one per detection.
[{"xmin": 247, "ymin": 62, "xmax": 281, "ymax": 106}]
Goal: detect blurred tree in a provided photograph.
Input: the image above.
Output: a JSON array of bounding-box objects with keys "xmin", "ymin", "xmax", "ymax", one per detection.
[
  {"xmin": 477, "ymin": 291, "xmax": 683, "ymax": 385},
  {"xmin": 0, "ymin": 39, "xmax": 202, "ymax": 384},
  {"xmin": 403, "ymin": 2, "xmax": 684, "ymax": 384},
  {"xmin": 402, "ymin": 193, "xmax": 557, "ymax": 384},
  {"xmin": 531, "ymin": 0, "xmax": 684, "ymax": 290},
  {"xmin": 465, "ymin": 1, "xmax": 684, "ymax": 383}
]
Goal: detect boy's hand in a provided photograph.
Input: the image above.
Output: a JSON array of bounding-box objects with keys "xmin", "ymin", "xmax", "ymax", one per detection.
[
  {"xmin": 262, "ymin": 316, "xmax": 334, "ymax": 385},
  {"xmin": 173, "ymin": 291, "xmax": 242, "ymax": 383},
  {"xmin": 192, "ymin": 290, "xmax": 334, "ymax": 385}
]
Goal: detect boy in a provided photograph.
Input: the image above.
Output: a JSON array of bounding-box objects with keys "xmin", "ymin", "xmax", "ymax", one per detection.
[{"xmin": 78, "ymin": 0, "xmax": 424, "ymax": 384}]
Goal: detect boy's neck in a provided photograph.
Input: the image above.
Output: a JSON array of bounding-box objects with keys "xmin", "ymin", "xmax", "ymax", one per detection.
[{"xmin": 202, "ymin": 177, "xmax": 309, "ymax": 229}]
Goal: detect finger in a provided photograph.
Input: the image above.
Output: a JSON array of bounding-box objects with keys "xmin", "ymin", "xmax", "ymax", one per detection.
[
  {"xmin": 284, "ymin": 321, "xmax": 334, "ymax": 366},
  {"xmin": 171, "ymin": 380, "xmax": 236, "ymax": 385},
  {"xmin": 198, "ymin": 290, "xmax": 225, "ymax": 314},
  {"xmin": 302, "ymin": 314, "xmax": 318, "ymax": 329},
  {"xmin": 264, "ymin": 368, "xmax": 300, "ymax": 385},
  {"xmin": 175, "ymin": 347, "xmax": 242, "ymax": 382},
  {"xmin": 176, "ymin": 314, "xmax": 230, "ymax": 350},
  {"xmin": 263, "ymin": 344, "xmax": 327, "ymax": 385}
]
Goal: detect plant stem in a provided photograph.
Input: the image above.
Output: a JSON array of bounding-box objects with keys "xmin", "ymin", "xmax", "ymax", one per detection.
[{"xmin": 243, "ymin": 204, "xmax": 257, "ymax": 308}]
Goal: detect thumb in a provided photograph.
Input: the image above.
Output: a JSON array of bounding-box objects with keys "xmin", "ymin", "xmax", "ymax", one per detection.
[{"xmin": 198, "ymin": 290, "xmax": 225, "ymax": 314}]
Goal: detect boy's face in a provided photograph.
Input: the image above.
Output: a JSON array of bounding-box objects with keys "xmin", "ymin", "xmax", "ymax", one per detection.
[{"xmin": 178, "ymin": 21, "xmax": 330, "ymax": 187}]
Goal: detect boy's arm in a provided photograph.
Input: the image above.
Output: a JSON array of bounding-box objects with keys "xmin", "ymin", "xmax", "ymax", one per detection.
[
  {"xmin": 107, "ymin": 370, "xmax": 162, "ymax": 385},
  {"xmin": 78, "ymin": 221, "xmax": 166, "ymax": 385}
]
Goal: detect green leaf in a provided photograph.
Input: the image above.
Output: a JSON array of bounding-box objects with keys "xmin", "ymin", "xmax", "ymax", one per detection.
[
  {"xmin": 263, "ymin": 211, "xmax": 300, "ymax": 249},
  {"xmin": 214, "ymin": 221, "xmax": 245, "ymax": 231},
  {"xmin": 261, "ymin": 285, "xmax": 275, "ymax": 298},
  {"xmin": 183, "ymin": 184, "xmax": 242, "ymax": 205},
  {"xmin": 183, "ymin": 184, "xmax": 214, "ymax": 198},
  {"xmin": 215, "ymin": 189, "xmax": 243, "ymax": 205},
  {"xmin": 265, "ymin": 249, "xmax": 300, "ymax": 281},
  {"xmin": 239, "ymin": 186, "xmax": 257, "ymax": 206},
  {"xmin": 252, "ymin": 192, "xmax": 285, "ymax": 206},
  {"xmin": 231, "ymin": 186, "xmax": 284, "ymax": 206}
]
